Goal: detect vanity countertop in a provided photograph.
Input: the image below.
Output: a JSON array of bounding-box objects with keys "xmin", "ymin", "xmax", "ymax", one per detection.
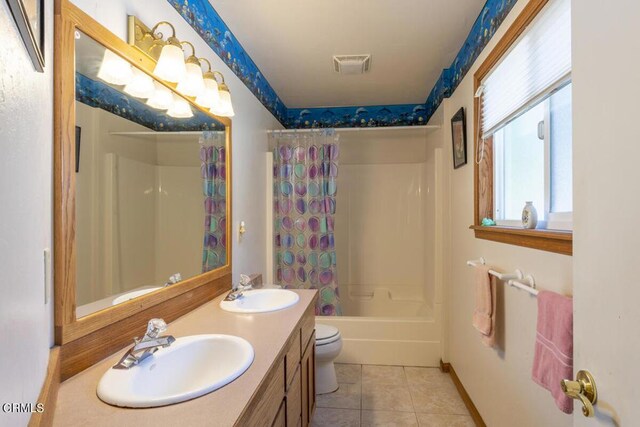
[{"xmin": 53, "ymin": 289, "xmax": 317, "ymax": 427}]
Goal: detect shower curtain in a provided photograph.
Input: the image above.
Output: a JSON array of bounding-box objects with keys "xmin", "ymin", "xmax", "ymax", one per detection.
[
  {"xmin": 272, "ymin": 130, "xmax": 342, "ymax": 315},
  {"xmin": 200, "ymin": 131, "xmax": 227, "ymax": 272}
]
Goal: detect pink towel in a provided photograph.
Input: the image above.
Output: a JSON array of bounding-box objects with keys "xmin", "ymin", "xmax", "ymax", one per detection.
[
  {"xmin": 472, "ymin": 265, "xmax": 496, "ymax": 347},
  {"xmin": 531, "ymin": 290, "xmax": 573, "ymax": 414}
]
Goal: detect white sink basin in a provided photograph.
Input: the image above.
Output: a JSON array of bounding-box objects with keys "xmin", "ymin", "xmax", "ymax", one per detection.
[
  {"xmin": 220, "ymin": 289, "xmax": 300, "ymax": 313},
  {"xmin": 112, "ymin": 287, "xmax": 162, "ymax": 305},
  {"xmin": 97, "ymin": 335, "xmax": 254, "ymax": 408}
]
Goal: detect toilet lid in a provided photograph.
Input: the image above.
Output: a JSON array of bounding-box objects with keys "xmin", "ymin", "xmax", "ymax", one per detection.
[{"xmin": 316, "ymin": 323, "xmax": 340, "ymax": 345}]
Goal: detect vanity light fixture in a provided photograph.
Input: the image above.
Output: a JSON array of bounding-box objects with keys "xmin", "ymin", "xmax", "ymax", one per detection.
[
  {"xmin": 146, "ymin": 81, "xmax": 174, "ymax": 110},
  {"xmin": 97, "ymin": 49, "xmax": 133, "ymax": 86},
  {"xmin": 210, "ymin": 74, "xmax": 235, "ymax": 118},
  {"xmin": 142, "ymin": 21, "xmax": 186, "ymax": 83},
  {"xmin": 167, "ymin": 94, "xmax": 194, "ymax": 118},
  {"xmin": 123, "ymin": 67, "xmax": 155, "ymax": 98},
  {"xmin": 128, "ymin": 15, "xmax": 234, "ymax": 118},
  {"xmin": 176, "ymin": 42, "xmax": 205, "ymax": 97},
  {"xmin": 195, "ymin": 58, "xmax": 221, "ymax": 110}
]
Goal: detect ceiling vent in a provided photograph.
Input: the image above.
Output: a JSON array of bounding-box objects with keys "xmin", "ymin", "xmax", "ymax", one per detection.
[{"xmin": 333, "ymin": 54, "xmax": 371, "ymax": 75}]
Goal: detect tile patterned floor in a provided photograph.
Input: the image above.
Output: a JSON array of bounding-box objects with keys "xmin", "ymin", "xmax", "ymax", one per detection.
[{"xmin": 312, "ymin": 364, "xmax": 475, "ymax": 427}]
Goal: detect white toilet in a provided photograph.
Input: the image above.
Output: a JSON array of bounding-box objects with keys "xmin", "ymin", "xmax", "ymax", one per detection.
[{"xmin": 314, "ymin": 323, "xmax": 343, "ymax": 394}]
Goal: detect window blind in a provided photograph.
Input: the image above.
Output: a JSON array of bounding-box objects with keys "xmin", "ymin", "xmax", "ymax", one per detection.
[{"xmin": 480, "ymin": 0, "xmax": 571, "ymax": 138}]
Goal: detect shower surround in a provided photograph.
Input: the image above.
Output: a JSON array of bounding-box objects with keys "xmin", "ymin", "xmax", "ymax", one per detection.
[{"xmin": 269, "ymin": 127, "xmax": 444, "ymax": 366}]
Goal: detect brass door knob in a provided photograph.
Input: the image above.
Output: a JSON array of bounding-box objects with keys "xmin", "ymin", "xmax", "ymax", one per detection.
[{"xmin": 561, "ymin": 370, "xmax": 597, "ymax": 417}]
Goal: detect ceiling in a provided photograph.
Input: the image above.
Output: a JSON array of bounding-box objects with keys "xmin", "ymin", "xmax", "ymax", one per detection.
[{"xmin": 210, "ymin": 0, "xmax": 485, "ymax": 108}]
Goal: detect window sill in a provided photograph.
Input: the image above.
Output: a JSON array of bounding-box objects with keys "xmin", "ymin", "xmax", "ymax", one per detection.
[{"xmin": 470, "ymin": 225, "xmax": 572, "ymax": 256}]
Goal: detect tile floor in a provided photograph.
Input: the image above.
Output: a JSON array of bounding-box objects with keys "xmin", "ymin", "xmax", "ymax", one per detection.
[{"xmin": 312, "ymin": 364, "xmax": 475, "ymax": 427}]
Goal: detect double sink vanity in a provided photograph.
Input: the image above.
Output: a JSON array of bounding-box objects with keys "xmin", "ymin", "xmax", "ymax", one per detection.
[
  {"xmin": 46, "ymin": 2, "xmax": 317, "ymax": 426},
  {"xmin": 55, "ymin": 288, "xmax": 317, "ymax": 426}
]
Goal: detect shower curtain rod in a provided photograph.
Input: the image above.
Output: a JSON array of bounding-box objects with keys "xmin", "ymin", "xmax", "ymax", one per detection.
[{"xmin": 267, "ymin": 125, "xmax": 440, "ymax": 134}]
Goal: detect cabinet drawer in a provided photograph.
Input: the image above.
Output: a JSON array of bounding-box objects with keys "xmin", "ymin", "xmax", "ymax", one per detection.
[
  {"xmin": 285, "ymin": 329, "xmax": 301, "ymax": 391},
  {"xmin": 286, "ymin": 366, "xmax": 301, "ymax": 426},
  {"xmin": 300, "ymin": 304, "xmax": 315, "ymax": 352},
  {"xmin": 239, "ymin": 358, "xmax": 285, "ymax": 427}
]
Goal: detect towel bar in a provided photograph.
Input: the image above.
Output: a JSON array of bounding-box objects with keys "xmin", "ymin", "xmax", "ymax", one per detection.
[
  {"xmin": 508, "ymin": 276, "xmax": 539, "ymax": 296},
  {"xmin": 467, "ymin": 258, "xmax": 538, "ymax": 296},
  {"xmin": 465, "ymin": 258, "xmax": 523, "ymax": 281},
  {"xmin": 488, "ymin": 269, "xmax": 524, "ymax": 281},
  {"xmin": 466, "ymin": 257, "xmax": 486, "ymax": 267}
]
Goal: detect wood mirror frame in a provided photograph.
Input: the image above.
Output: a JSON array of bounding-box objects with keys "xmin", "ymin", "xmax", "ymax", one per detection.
[{"xmin": 54, "ymin": 0, "xmax": 232, "ymax": 380}]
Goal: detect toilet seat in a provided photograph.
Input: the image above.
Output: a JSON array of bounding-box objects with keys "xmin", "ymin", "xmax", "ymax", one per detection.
[{"xmin": 316, "ymin": 324, "xmax": 340, "ymax": 346}]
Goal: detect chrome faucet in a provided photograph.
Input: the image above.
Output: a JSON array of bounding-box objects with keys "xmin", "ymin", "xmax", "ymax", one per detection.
[
  {"xmin": 113, "ymin": 318, "xmax": 176, "ymax": 369},
  {"xmin": 224, "ymin": 274, "xmax": 253, "ymax": 301},
  {"xmin": 164, "ymin": 273, "xmax": 182, "ymax": 287}
]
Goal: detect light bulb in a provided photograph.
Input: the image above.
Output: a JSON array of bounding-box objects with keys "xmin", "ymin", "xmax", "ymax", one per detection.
[
  {"xmin": 167, "ymin": 95, "xmax": 193, "ymax": 118},
  {"xmin": 123, "ymin": 68, "xmax": 155, "ymax": 98},
  {"xmin": 176, "ymin": 59, "xmax": 205, "ymax": 97},
  {"xmin": 97, "ymin": 49, "xmax": 133, "ymax": 86},
  {"xmin": 153, "ymin": 42, "xmax": 186, "ymax": 83},
  {"xmin": 195, "ymin": 73, "xmax": 220, "ymax": 109},
  {"xmin": 146, "ymin": 82, "xmax": 173, "ymax": 110},
  {"xmin": 211, "ymin": 83, "xmax": 234, "ymax": 117}
]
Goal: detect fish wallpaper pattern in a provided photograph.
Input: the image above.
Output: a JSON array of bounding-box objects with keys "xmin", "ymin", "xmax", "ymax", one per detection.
[
  {"xmin": 284, "ymin": 104, "xmax": 430, "ymax": 129},
  {"xmin": 76, "ymin": 73, "xmax": 225, "ymax": 132},
  {"xmin": 168, "ymin": 0, "xmax": 517, "ymax": 129}
]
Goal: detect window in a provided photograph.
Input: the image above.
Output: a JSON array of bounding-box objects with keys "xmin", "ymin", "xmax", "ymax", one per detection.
[
  {"xmin": 472, "ymin": 0, "xmax": 572, "ymax": 255},
  {"xmin": 493, "ymin": 83, "xmax": 572, "ymax": 230}
]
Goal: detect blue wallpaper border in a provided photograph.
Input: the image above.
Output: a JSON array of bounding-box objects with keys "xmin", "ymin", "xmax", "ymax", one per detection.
[
  {"xmin": 168, "ymin": 0, "xmax": 518, "ymax": 129},
  {"xmin": 76, "ymin": 73, "xmax": 225, "ymax": 132}
]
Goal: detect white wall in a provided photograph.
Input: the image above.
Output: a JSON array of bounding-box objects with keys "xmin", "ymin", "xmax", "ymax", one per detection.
[
  {"xmin": 433, "ymin": 0, "xmax": 574, "ymax": 426},
  {"xmin": 70, "ymin": 0, "xmax": 284, "ymax": 286},
  {"xmin": 0, "ymin": 2, "xmax": 54, "ymax": 426}
]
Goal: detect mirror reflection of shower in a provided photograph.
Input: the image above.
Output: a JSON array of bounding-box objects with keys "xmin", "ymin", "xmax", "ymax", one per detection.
[{"xmin": 75, "ymin": 122, "xmax": 214, "ymax": 317}]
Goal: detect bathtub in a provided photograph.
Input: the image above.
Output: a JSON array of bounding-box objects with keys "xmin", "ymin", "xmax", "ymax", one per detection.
[{"xmin": 316, "ymin": 287, "xmax": 442, "ymax": 367}]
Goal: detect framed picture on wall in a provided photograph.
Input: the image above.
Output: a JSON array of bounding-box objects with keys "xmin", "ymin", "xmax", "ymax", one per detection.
[
  {"xmin": 6, "ymin": 0, "xmax": 45, "ymax": 72},
  {"xmin": 451, "ymin": 107, "xmax": 467, "ymax": 169}
]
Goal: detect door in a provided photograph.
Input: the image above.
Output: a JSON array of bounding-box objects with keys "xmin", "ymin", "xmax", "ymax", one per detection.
[{"xmin": 572, "ymin": 0, "xmax": 640, "ymax": 425}]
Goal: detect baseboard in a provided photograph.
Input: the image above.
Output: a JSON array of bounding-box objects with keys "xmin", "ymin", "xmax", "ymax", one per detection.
[
  {"xmin": 29, "ymin": 347, "xmax": 61, "ymax": 427},
  {"xmin": 440, "ymin": 360, "xmax": 486, "ymax": 427}
]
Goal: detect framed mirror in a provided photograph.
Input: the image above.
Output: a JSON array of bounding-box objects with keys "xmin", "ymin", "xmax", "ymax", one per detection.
[{"xmin": 54, "ymin": 0, "xmax": 232, "ymax": 379}]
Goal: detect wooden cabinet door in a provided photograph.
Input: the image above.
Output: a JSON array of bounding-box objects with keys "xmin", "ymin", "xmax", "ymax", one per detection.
[
  {"xmin": 308, "ymin": 337, "xmax": 315, "ymax": 417},
  {"xmin": 272, "ymin": 401, "xmax": 286, "ymax": 427},
  {"xmin": 286, "ymin": 366, "xmax": 302, "ymax": 426},
  {"xmin": 300, "ymin": 332, "xmax": 316, "ymax": 427}
]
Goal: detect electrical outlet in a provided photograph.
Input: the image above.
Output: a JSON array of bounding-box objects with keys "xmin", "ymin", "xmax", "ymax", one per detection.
[{"xmin": 43, "ymin": 248, "xmax": 51, "ymax": 304}]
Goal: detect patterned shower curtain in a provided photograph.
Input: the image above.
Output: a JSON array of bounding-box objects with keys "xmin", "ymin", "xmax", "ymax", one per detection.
[
  {"xmin": 272, "ymin": 130, "xmax": 342, "ymax": 316},
  {"xmin": 200, "ymin": 131, "xmax": 227, "ymax": 272}
]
